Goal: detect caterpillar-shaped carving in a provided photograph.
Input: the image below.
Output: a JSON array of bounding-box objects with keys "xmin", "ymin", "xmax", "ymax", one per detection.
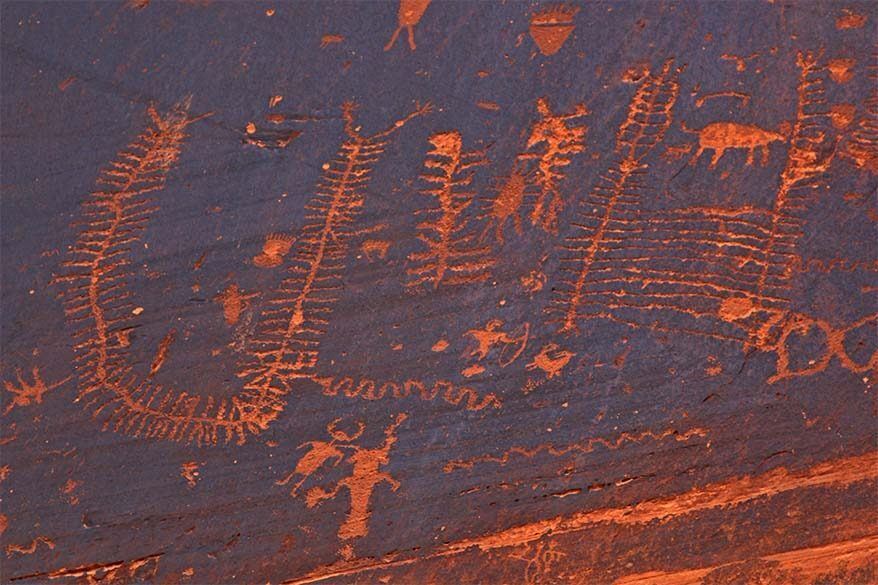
[
  {"xmin": 548, "ymin": 59, "xmax": 682, "ymax": 333},
  {"xmin": 406, "ymin": 131, "xmax": 493, "ymax": 288},
  {"xmin": 56, "ymin": 99, "xmax": 429, "ymax": 445}
]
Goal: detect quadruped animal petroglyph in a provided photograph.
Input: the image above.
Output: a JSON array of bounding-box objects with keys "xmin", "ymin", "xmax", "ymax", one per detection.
[{"xmin": 684, "ymin": 120, "xmax": 789, "ymax": 168}]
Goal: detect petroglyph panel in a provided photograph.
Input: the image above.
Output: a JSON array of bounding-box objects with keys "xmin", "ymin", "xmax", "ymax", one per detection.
[{"xmin": 1, "ymin": 1, "xmax": 875, "ymax": 583}]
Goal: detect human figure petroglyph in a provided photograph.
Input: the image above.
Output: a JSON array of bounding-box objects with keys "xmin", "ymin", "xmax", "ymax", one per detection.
[
  {"xmin": 384, "ymin": 0, "xmax": 432, "ymax": 52},
  {"xmin": 275, "ymin": 418, "xmax": 365, "ymax": 496},
  {"xmin": 464, "ymin": 319, "xmax": 529, "ymax": 367},
  {"xmin": 285, "ymin": 415, "xmax": 408, "ymax": 542},
  {"xmin": 520, "ymin": 98, "xmax": 588, "ymax": 232}
]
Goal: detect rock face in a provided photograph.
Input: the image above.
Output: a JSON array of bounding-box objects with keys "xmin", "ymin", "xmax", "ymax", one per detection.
[{"xmin": 1, "ymin": 1, "xmax": 875, "ymax": 584}]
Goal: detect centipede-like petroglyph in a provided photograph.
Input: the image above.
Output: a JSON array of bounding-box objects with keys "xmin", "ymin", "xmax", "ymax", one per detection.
[
  {"xmin": 549, "ymin": 59, "xmax": 682, "ymax": 333},
  {"xmin": 842, "ymin": 51, "xmax": 878, "ymax": 173},
  {"xmin": 547, "ymin": 53, "xmax": 875, "ymax": 383},
  {"xmin": 406, "ymin": 131, "xmax": 494, "ymax": 289},
  {"xmin": 56, "ymin": 99, "xmax": 429, "ymax": 445}
]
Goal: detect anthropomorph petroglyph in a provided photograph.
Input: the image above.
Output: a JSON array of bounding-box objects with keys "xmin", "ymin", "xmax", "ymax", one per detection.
[
  {"xmin": 2, "ymin": 367, "xmax": 69, "ymax": 415},
  {"xmin": 279, "ymin": 415, "xmax": 408, "ymax": 544},
  {"xmin": 519, "ymin": 98, "xmax": 588, "ymax": 232},
  {"xmin": 275, "ymin": 418, "xmax": 365, "ymax": 496},
  {"xmin": 464, "ymin": 319, "xmax": 529, "ymax": 367},
  {"xmin": 384, "ymin": 0, "xmax": 432, "ymax": 52}
]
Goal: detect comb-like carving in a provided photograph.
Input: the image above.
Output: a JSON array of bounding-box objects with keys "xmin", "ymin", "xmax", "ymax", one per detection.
[{"xmin": 56, "ymin": 100, "xmax": 430, "ymax": 444}]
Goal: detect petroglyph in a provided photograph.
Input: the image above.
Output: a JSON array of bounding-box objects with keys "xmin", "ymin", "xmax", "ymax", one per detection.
[
  {"xmin": 180, "ymin": 462, "xmax": 200, "ymax": 488},
  {"xmin": 315, "ymin": 374, "xmax": 501, "ymax": 411},
  {"xmin": 214, "ymin": 283, "xmax": 258, "ymax": 325},
  {"xmin": 547, "ymin": 53, "xmax": 863, "ymax": 384},
  {"xmin": 282, "ymin": 415, "xmax": 408, "ymax": 543},
  {"xmin": 827, "ymin": 58, "xmax": 856, "ymax": 84},
  {"xmin": 443, "ymin": 427, "xmax": 706, "ymax": 472},
  {"xmin": 520, "ymin": 98, "xmax": 588, "ymax": 232},
  {"xmin": 360, "ymin": 239, "xmax": 390, "ymax": 261},
  {"xmin": 148, "ymin": 329, "xmax": 176, "ymax": 377},
  {"xmin": 550, "ymin": 59, "xmax": 682, "ymax": 333},
  {"xmin": 464, "ymin": 319, "xmax": 529, "ymax": 367},
  {"xmin": 525, "ymin": 343, "xmax": 575, "ymax": 379},
  {"xmin": 694, "ymin": 91, "xmax": 751, "ymax": 109},
  {"xmin": 481, "ymin": 164, "xmax": 530, "ymax": 245},
  {"xmin": 384, "ymin": 0, "xmax": 431, "ymax": 52},
  {"xmin": 836, "ymin": 9, "xmax": 867, "ymax": 29},
  {"xmin": 720, "ymin": 53, "xmax": 759, "ymax": 72},
  {"xmin": 253, "ymin": 233, "xmax": 295, "ymax": 268},
  {"xmin": 243, "ymin": 128, "xmax": 302, "ymax": 150},
  {"xmin": 842, "ymin": 57, "xmax": 878, "ymax": 173},
  {"xmin": 684, "ymin": 121, "xmax": 788, "ymax": 168},
  {"xmin": 276, "ymin": 418, "xmax": 364, "ymax": 496},
  {"xmin": 3, "ymin": 366, "xmax": 68, "ymax": 415},
  {"xmin": 520, "ymin": 268, "xmax": 547, "ymax": 295},
  {"xmin": 406, "ymin": 131, "xmax": 493, "ymax": 289},
  {"xmin": 529, "ymin": 4, "xmax": 579, "ymax": 57},
  {"xmin": 508, "ymin": 539, "xmax": 567, "ymax": 585},
  {"xmin": 6, "ymin": 536, "xmax": 55, "ymax": 557},
  {"xmin": 55, "ymin": 99, "xmax": 429, "ymax": 445}
]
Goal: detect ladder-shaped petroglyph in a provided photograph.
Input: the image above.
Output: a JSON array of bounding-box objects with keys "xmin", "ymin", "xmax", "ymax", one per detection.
[
  {"xmin": 548, "ymin": 53, "xmax": 874, "ymax": 383},
  {"xmin": 56, "ymin": 99, "xmax": 429, "ymax": 445},
  {"xmin": 406, "ymin": 131, "xmax": 494, "ymax": 289},
  {"xmin": 550, "ymin": 59, "xmax": 682, "ymax": 333},
  {"xmin": 842, "ymin": 52, "xmax": 878, "ymax": 173}
]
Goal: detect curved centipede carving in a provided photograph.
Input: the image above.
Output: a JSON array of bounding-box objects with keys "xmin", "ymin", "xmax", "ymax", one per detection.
[
  {"xmin": 56, "ymin": 99, "xmax": 430, "ymax": 445},
  {"xmin": 549, "ymin": 59, "xmax": 682, "ymax": 333},
  {"xmin": 545, "ymin": 53, "xmax": 874, "ymax": 383}
]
